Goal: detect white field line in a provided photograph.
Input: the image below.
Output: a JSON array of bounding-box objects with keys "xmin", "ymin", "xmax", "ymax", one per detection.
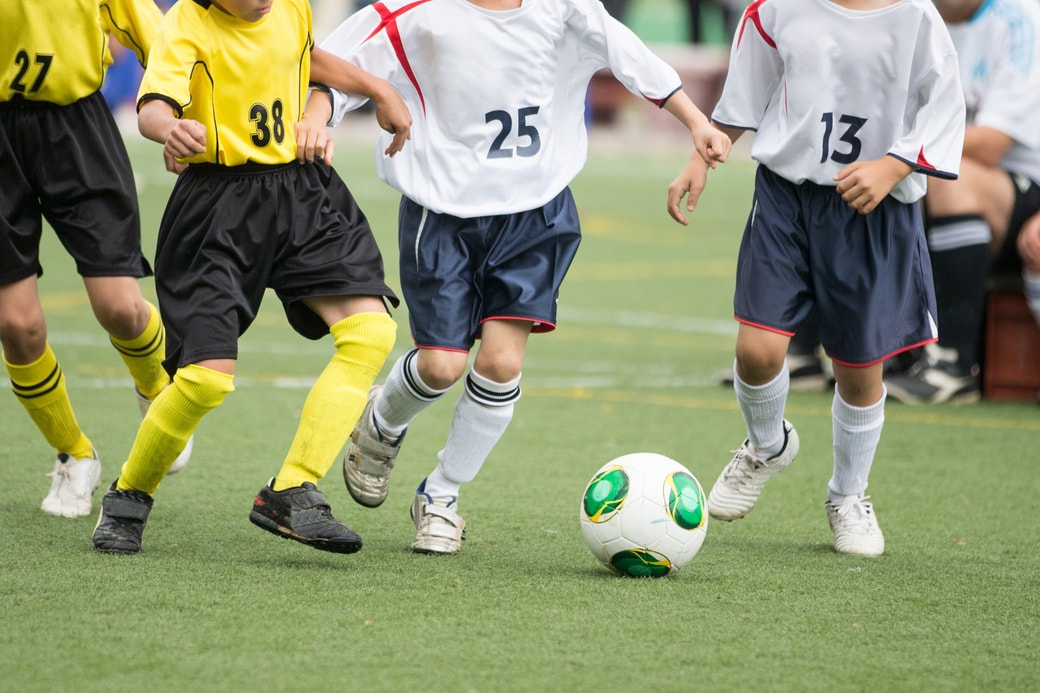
[{"xmin": 8, "ymin": 307, "xmax": 734, "ymax": 392}]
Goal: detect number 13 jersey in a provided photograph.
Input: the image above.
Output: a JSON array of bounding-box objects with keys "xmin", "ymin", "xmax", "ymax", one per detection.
[{"xmin": 712, "ymin": 0, "xmax": 965, "ymax": 203}]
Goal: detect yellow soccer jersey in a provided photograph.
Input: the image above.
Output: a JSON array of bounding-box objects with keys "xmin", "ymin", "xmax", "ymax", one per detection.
[
  {"xmin": 139, "ymin": 0, "xmax": 314, "ymax": 166},
  {"xmin": 0, "ymin": 0, "xmax": 161, "ymax": 105}
]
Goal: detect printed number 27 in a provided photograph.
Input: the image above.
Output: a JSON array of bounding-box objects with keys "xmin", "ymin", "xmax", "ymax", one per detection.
[
  {"xmin": 486, "ymin": 106, "xmax": 541, "ymax": 159},
  {"xmin": 820, "ymin": 112, "xmax": 866, "ymax": 164},
  {"xmin": 10, "ymin": 50, "xmax": 52, "ymax": 94}
]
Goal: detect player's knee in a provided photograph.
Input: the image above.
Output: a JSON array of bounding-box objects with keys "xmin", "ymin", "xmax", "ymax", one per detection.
[
  {"xmin": 0, "ymin": 311, "xmax": 47, "ymax": 361},
  {"xmin": 94, "ymin": 295, "xmax": 149, "ymax": 339},
  {"xmin": 471, "ymin": 343, "xmax": 524, "ymax": 383},
  {"xmin": 417, "ymin": 351, "xmax": 467, "ymax": 390},
  {"xmin": 734, "ymin": 346, "xmax": 786, "ymax": 384}
]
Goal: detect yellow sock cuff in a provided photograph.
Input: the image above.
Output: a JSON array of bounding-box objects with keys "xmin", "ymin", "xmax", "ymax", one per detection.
[
  {"xmin": 117, "ymin": 364, "xmax": 234, "ymax": 494},
  {"xmin": 174, "ymin": 363, "xmax": 236, "ymax": 408},
  {"xmin": 330, "ymin": 311, "xmax": 397, "ymax": 363},
  {"xmin": 110, "ymin": 301, "xmax": 168, "ymax": 401},
  {"xmin": 4, "ymin": 344, "xmax": 61, "ymax": 397}
]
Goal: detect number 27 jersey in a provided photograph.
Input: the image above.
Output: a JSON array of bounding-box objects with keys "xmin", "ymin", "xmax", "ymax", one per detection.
[{"xmin": 712, "ymin": 0, "xmax": 965, "ymax": 203}]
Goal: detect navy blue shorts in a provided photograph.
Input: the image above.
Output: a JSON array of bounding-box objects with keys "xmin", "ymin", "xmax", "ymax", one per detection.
[
  {"xmin": 0, "ymin": 91, "xmax": 151, "ymax": 284},
  {"xmin": 155, "ymin": 160, "xmax": 398, "ymax": 374},
  {"xmin": 398, "ymin": 189, "xmax": 582, "ymax": 351},
  {"xmin": 733, "ymin": 165, "xmax": 938, "ymax": 366}
]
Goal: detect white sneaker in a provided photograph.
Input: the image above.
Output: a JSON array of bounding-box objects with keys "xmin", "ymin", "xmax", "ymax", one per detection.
[
  {"xmin": 410, "ymin": 481, "xmax": 465, "ymax": 555},
  {"xmin": 40, "ymin": 452, "xmax": 101, "ymax": 518},
  {"xmin": 343, "ymin": 386, "xmax": 404, "ymax": 508},
  {"xmin": 708, "ymin": 421, "xmax": 800, "ymax": 521},
  {"xmin": 826, "ymin": 496, "xmax": 885, "ymax": 557},
  {"xmin": 137, "ymin": 389, "xmax": 193, "ymax": 474}
]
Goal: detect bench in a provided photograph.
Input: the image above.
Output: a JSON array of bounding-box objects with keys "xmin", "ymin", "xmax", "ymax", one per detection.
[{"xmin": 983, "ymin": 278, "xmax": 1040, "ymax": 401}]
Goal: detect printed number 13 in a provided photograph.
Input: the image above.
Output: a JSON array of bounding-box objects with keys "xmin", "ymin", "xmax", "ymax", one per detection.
[{"xmin": 820, "ymin": 112, "xmax": 866, "ymax": 164}]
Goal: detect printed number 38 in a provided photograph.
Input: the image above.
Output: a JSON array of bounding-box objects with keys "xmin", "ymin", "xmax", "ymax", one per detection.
[
  {"xmin": 486, "ymin": 106, "xmax": 541, "ymax": 159},
  {"xmin": 820, "ymin": 112, "xmax": 866, "ymax": 164}
]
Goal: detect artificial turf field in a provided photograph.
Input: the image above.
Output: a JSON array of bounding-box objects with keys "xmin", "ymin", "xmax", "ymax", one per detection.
[{"xmin": 1, "ymin": 117, "xmax": 1037, "ymax": 692}]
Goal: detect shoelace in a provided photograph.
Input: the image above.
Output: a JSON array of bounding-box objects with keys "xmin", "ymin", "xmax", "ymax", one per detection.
[
  {"xmin": 832, "ymin": 496, "xmax": 874, "ymax": 520},
  {"xmin": 46, "ymin": 464, "xmax": 72, "ymax": 482},
  {"xmin": 722, "ymin": 447, "xmax": 766, "ymax": 482}
]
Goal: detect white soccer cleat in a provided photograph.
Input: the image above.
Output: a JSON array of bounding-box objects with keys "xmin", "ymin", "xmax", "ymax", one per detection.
[
  {"xmin": 826, "ymin": 495, "xmax": 885, "ymax": 557},
  {"xmin": 137, "ymin": 389, "xmax": 192, "ymax": 474},
  {"xmin": 40, "ymin": 452, "xmax": 102, "ymax": 518},
  {"xmin": 708, "ymin": 420, "xmax": 800, "ymax": 521},
  {"xmin": 343, "ymin": 386, "xmax": 404, "ymax": 508},
  {"xmin": 410, "ymin": 482, "xmax": 465, "ymax": 555}
]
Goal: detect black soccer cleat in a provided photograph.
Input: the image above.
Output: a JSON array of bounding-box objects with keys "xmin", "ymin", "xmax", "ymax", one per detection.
[
  {"xmin": 249, "ymin": 480, "xmax": 362, "ymax": 554},
  {"xmin": 92, "ymin": 481, "xmax": 154, "ymax": 555}
]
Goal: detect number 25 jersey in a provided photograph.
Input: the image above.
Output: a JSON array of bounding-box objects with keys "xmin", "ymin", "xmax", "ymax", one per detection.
[{"xmin": 322, "ymin": 0, "xmax": 683, "ymax": 218}]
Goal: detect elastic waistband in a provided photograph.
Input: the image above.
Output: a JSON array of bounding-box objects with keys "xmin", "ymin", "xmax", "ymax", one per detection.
[{"xmin": 186, "ymin": 161, "xmax": 298, "ymax": 176}]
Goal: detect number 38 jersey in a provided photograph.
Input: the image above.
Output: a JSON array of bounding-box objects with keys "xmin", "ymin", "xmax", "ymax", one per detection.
[
  {"xmin": 0, "ymin": 0, "xmax": 161, "ymax": 105},
  {"xmin": 322, "ymin": 0, "xmax": 682, "ymax": 218},
  {"xmin": 138, "ymin": 0, "xmax": 313, "ymax": 166},
  {"xmin": 712, "ymin": 0, "xmax": 965, "ymax": 203}
]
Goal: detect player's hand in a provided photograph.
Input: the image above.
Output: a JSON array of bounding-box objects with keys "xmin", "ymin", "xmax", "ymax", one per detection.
[
  {"xmin": 694, "ymin": 125, "xmax": 731, "ymax": 169},
  {"xmin": 834, "ymin": 156, "xmax": 912, "ymax": 215},
  {"xmin": 163, "ymin": 119, "xmax": 207, "ymax": 166},
  {"xmin": 295, "ymin": 112, "xmax": 335, "ymax": 165},
  {"xmin": 162, "ymin": 148, "xmax": 188, "ymax": 175},
  {"xmin": 372, "ymin": 85, "xmax": 412, "ymax": 157},
  {"xmin": 667, "ymin": 153, "xmax": 709, "ymax": 225},
  {"xmin": 1018, "ymin": 210, "xmax": 1040, "ymax": 268}
]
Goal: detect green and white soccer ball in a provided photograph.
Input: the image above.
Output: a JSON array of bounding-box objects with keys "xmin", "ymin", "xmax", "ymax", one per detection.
[{"xmin": 580, "ymin": 452, "xmax": 708, "ymax": 577}]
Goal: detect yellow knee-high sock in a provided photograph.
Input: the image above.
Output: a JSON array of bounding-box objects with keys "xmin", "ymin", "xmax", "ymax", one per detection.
[
  {"xmin": 5, "ymin": 345, "xmax": 94, "ymax": 460},
  {"xmin": 273, "ymin": 312, "xmax": 396, "ymax": 491},
  {"xmin": 110, "ymin": 301, "xmax": 168, "ymax": 402},
  {"xmin": 118, "ymin": 364, "xmax": 234, "ymax": 494}
]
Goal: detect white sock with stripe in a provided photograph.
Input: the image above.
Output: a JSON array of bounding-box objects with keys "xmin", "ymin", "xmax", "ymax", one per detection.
[{"xmin": 421, "ymin": 369, "xmax": 521, "ymax": 498}]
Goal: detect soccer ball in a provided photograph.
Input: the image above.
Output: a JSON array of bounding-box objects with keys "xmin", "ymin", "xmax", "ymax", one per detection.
[{"xmin": 580, "ymin": 452, "xmax": 708, "ymax": 577}]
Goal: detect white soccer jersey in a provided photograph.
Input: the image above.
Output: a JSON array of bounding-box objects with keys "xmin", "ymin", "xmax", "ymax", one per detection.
[
  {"xmin": 946, "ymin": 0, "xmax": 1040, "ymax": 184},
  {"xmin": 321, "ymin": 0, "xmax": 681, "ymax": 217},
  {"xmin": 712, "ymin": 0, "xmax": 965, "ymax": 203}
]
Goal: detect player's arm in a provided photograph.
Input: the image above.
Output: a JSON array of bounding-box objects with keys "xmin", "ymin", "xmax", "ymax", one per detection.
[
  {"xmin": 310, "ymin": 47, "xmax": 411, "ymax": 156},
  {"xmin": 138, "ymin": 98, "xmax": 206, "ymax": 173},
  {"xmin": 102, "ymin": 0, "xmax": 165, "ymax": 66},
  {"xmin": 662, "ymin": 90, "xmax": 732, "ymax": 168},
  {"xmin": 667, "ymin": 151, "xmax": 709, "ymax": 226},
  {"xmin": 660, "ymin": 92, "xmax": 732, "ymax": 225},
  {"xmin": 297, "ymin": 88, "xmax": 336, "ymax": 165},
  {"xmin": 962, "ymin": 125, "xmax": 1014, "ymax": 169}
]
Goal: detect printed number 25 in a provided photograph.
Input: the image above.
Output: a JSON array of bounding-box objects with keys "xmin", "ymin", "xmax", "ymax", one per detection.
[
  {"xmin": 820, "ymin": 112, "xmax": 866, "ymax": 164},
  {"xmin": 486, "ymin": 106, "xmax": 541, "ymax": 159}
]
